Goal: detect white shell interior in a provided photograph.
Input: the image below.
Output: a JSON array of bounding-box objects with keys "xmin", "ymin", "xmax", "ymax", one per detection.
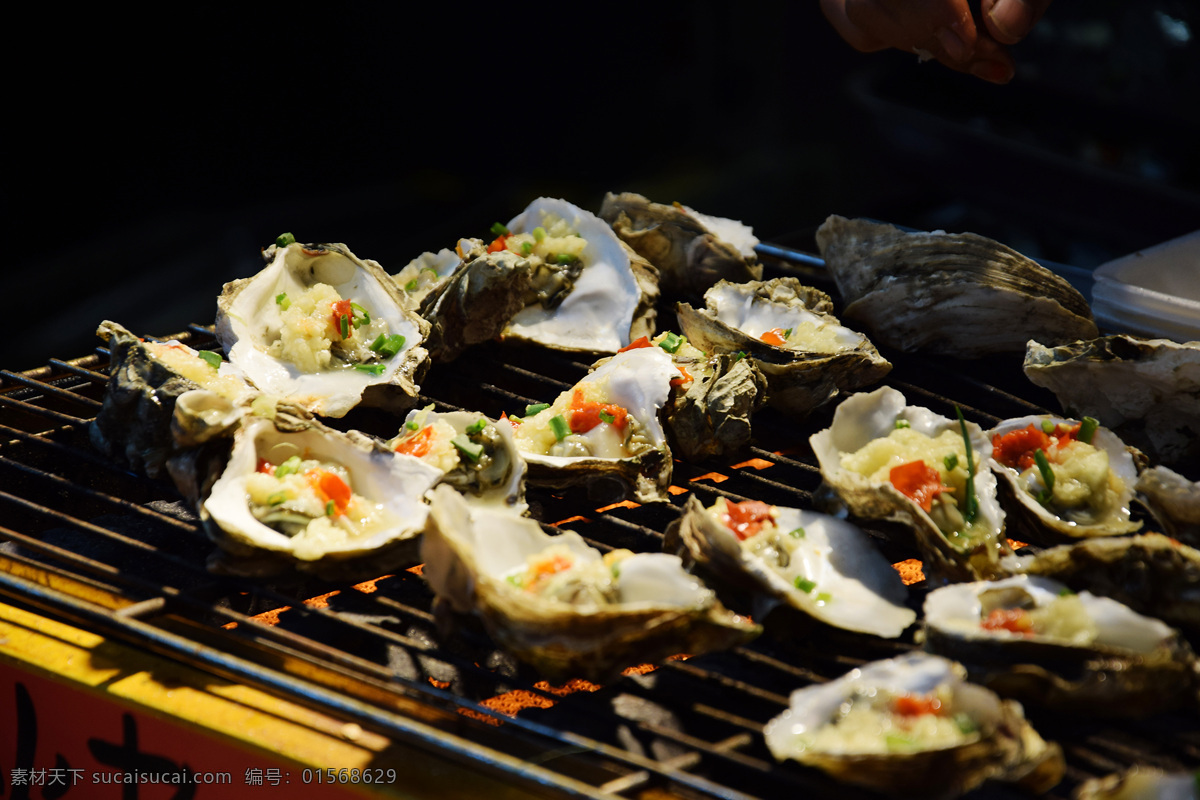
[
  {"xmin": 681, "ymin": 205, "xmax": 759, "ymax": 258},
  {"xmin": 707, "ymin": 283, "xmax": 865, "ymax": 351}
]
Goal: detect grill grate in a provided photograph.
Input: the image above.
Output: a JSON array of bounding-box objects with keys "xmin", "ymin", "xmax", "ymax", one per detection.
[{"xmin": 2, "ymin": 256, "xmax": 1198, "ymax": 799}]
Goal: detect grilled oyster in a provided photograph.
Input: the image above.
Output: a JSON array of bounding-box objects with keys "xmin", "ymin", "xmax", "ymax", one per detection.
[
  {"xmin": 1024, "ymin": 335, "xmax": 1200, "ymax": 469},
  {"xmin": 420, "ymin": 484, "xmax": 759, "ymax": 682},
  {"xmin": 1075, "ymin": 767, "xmax": 1200, "ymax": 800},
  {"xmin": 815, "ymin": 215, "xmax": 1098, "ymax": 357},
  {"xmin": 599, "ymin": 191, "xmax": 762, "ymax": 302},
  {"xmin": 763, "ymin": 652, "xmax": 1064, "ymax": 799},
  {"xmin": 810, "ymin": 386, "xmax": 1010, "ymax": 583},
  {"xmin": 988, "ymin": 414, "xmax": 1143, "ymax": 544},
  {"xmin": 676, "ymin": 278, "xmax": 891, "ymax": 417},
  {"xmin": 922, "ymin": 574, "xmax": 1200, "ymax": 717},
  {"xmin": 670, "ymin": 495, "xmax": 916, "ymax": 638},
  {"xmin": 390, "ymin": 247, "xmax": 460, "ymax": 310},
  {"xmin": 216, "ymin": 238, "xmax": 430, "ymax": 418},
  {"xmin": 90, "ymin": 321, "xmax": 253, "ymax": 479},
  {"xmin": 1137, "ymin": 465, "xmax": 1200, "ymax": 547},
  {"xmin": 510, "ymin": 345, "xmax": 678, "ymax": 503},
  {"xmin": 200, "ymin": 410, "xmax": 442, "ymax": 577}
]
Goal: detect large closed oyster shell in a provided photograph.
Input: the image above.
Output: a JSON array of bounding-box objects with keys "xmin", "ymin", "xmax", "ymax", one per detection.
[
  {"xmin": 677, "ymin": 278, "xmax": 891, "ymax": 417},
  {"xmin": 1024, "ymin": 335, "xmax": 1200, "ymax": 469},
  {"xmin": 810, "ymin": 386, "xmax": 1010, "ymax": 583},
  {"xmin": 599, "ymin": 191, "xmax": 762, "ymax": 302},
  {"xmin": 815, "ymin": 215, "xmax": 1098, "ymax": 357},
  {"xmin": 763, "ymin": 652, "xmax": 1064, "ymax": 799},
  {"xmin": 922, "ymin": 574, "xmax": 1200, "ymax": 717},
  {"xmin": 988, "ymin": 414, "xmax": 1143, "ymax": 544},
  {"xmin": 420, "ymin": 485, "xmax": 759, "ymax": 682},
  {"xmin": 216, "ymin": 239, "xmax": 430, "ymax": 418},
  {"xmin": 200, "ymin": 411, "xmax": 442, "ymax": 578},
  {"xmin": 90, "ymin": 321, "xmax": 253, "ymax": 479},
  {"xmin": 669, "ymin": 495, "xmax": 916, "ymax": 638}
]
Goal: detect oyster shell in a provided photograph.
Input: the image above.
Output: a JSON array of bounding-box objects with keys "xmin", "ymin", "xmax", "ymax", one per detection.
[
  {"xmin": 510, "ymin": 345, "xmax": 678, "ymax": 503},
  {"xmin": 1024, "ymin": 335, "xmax": 1200, "ymax": 469},
  {"xmin": 1075, "ymin": 767, "xmax": 1200, "ymax": 800},
  {"xmin": 1137, "ymin": 465, "xmax": 1200, "ymax": 547},
  {"xmin": 599, "ymin": 191, "xmax": 762, "ymax": 302},
  {"xmin": 670, "ymin": 495, "xmax": 916, "ymax": 638},
  {"xmin": 216, "ymin": 239, "xmax": 430, "ymax": 418},
  {"xmin": 988, "ymin": 414, "xmax": 1143, "ymax": 544},
  {"xmin": 390, "ymin": 247, "xmax": 460, "ymax": 310},
  {"xmin": 763, "ymin": 652, "xmax": 1064, "ymax": 799},
  {"xmin": 676, "ymin": 278, "xmax": 891, "ymax": 417},
  {"xmin": 200, "ymin": 410, "xmax": 442, "ymax": 577},
  {"xmin": 1012, "ymin": 533, "xmax": 1200, "ymax": 636},
  {"xmin": 815, "ymin": 215, "xmax": 1098, "ymax": 357},
  {"xmin": 922, "ymin": 574, "xmax": 1200, "ymax": 717},
  {"xmin": 420, "ymin": 484, "xmax": 759, "ymax": 682},
  {"xmin": 90, "ymin": 321, "xmax": 252, "ymax": 479},
  {"xmin": 810, "ymin": 386, "xmax": 1011, "ymax": 583}
]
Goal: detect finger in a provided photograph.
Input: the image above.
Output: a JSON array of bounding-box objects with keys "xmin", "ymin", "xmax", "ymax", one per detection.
[
  {"xmin": 980, "ymin": 0, "xmax": 1053, "ymax": 45},
  {"xmin": 845, "ymin": 0, "xmax": 978, "ymax": 65},
  {"xmin": 820, "ymin": 0, "xmax": 888, "ymax": 52},
  {"xmin": 960, "ymin": 34, "xmax": 1016, "ymax": 84}
]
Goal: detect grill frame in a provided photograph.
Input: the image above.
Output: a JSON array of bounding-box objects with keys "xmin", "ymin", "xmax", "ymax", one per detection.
[{"xmin": 2, "ymin": 253, "xmax": 1198, "ymax": 800}]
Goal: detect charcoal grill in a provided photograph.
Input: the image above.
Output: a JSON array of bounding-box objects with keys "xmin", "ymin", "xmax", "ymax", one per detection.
[{"xmin": 1, "ymin": 247, "xmax": 1197, "ymax": 799}]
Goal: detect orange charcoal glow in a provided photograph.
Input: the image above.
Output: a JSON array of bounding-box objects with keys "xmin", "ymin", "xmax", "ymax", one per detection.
[
  {"xmin": 893, "ymin": 559, "xmax": 925, "ymax": 586},
  {"xmin": 732, "ymin": 458, "xmax": 773, "ymax": 471},
  {"xmin": 596, "ymin": 500, "xmax": 640, "ymax": 513},
  {"xmin": 553, "ymin": 515, "xmax": 591, "ymax": 526},
  {"xmin": 667, "ymin": 485, "xmax": 689, "ymax": 496},
  {"xmin": 692, "ymin": 472, "xmax": 728, "ymax": 484}
]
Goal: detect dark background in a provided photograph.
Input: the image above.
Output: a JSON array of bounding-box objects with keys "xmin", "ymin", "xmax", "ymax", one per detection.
[{"xmin": 6, "ymin": 2, "xmax": 1198, "ymax": 373}]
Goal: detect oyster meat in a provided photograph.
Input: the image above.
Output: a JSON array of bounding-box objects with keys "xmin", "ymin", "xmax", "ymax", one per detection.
[
  {"xmin": 988, "ymin": 414, "xmax": 1143, "ymax": 544},
  {"xmin": 200, "ymin": 409, "xmax": 442, "ymax": 577},
  {"xmin": 216, "ymin": 238, "xmax": 430, "ymax": 418},
  {"xmin": 815, "ymin": 215, "xmax": 1098, "ymax": 357},
  {"xmin": 599, "ymin": 191, "xmax": 762, "ymax": 302},
  {"xmin": 90, "ymin": 321, "xmax": 252, "ymax": 479},
  {"xmin": 922, "ymin": 574, "xmax": 1200, "ymax": 717},
  {"xmin": 763, "ymin": 651, "xmax": 1064, "ymax": 799},
  {"xmin": 1024, "ymin": 335, "xmax": 1200, "ymax": 469},
  {"xmin": 677, "ymin": 278, "xmax": 891, "ymax": 417},
  {"xmin": 510, "ymin": 345, "xmax": 679, "ymax": 503},
  {"xmin": 420, "ymin": 484, "xmax": 759, "ymax": 682},
  {"xmin": 670, "ymin": 495, "xmax": 916, "ymax": 638},
  {"xmin": 810, "ymin": 386, "xmax": 1011, "ymax": 582}
]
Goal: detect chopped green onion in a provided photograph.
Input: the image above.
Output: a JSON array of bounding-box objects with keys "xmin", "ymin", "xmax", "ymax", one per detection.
[
  {"xmin": 340, "ymin": 315, "xmax": 349, "ymax": 339},
  {"xmin": 1034, "ymin": 448, "xmax": 1056, "ymax": 503},
  {"xmin": 733, "ymin": 351, "xmax": 745, "ymax": 361},
  {"xmin": 599, "ymin": 410, "xmax": 616, "ymax": 424},
  {"xmin": 611, "ymin": 563, "xmax": 621, "ymax": 579},
  {"xmin": 794, "ymin": 576, "xmax": 816, "ymax": 593},
  {"xmin": 549, "ymin": 414, "xmax": 569, "ymax": 441},
  {"xmin": 421, "ymin": 267, "xmax": 439, "ymax": 277},
  {"xmin": 783, "ymin": 328, "xmax": 793, "ymax": 339},
  {"xmin": 885, "ymin": 733, "xmax": 917, "ymax": 751},
  {"xmin": 952, "ymin": 713, "xmax": 978, "ymax": 735},
  {"xmin": 466, "ymin": 417, "xmax": 487, "ymax": 435},
  {"xmin": 404, "ymin": 278, "xmax": 419, "ymax": 292},
  {"xmin": 521, "ymin": 241, "xmax": 533, "ymax": 255},
  {"xmin": 451, "ymin": 434, "xmax": 484, "ymax": 462},
  {"xmin": 944, "ymin": 453, "xmax": 959, "ymax": 472},
  {"xmin": 789, "ymin": 527, "xmax": 806, "ymax": 539},
  {"xmin": 658, "ymin": 332, "xmax": 684, "ymax": 354},
  {"xmin": 955, "ymin": 407, "xmax": 979, "ymax": 524},
  {"xmin": 532, "ymin": 226, "xmax": 546, "ymax": 242},
  {"xmin": 815, "ymin": 592, "xmax": 832, "ymax": 605},
  {"xmin": 406, "ymin": 420, "xmax": 420, "ymax": 431},
  {"xmin": 1057, "ymin": 586, "xmax": 1076, "ymax": 597},
  {"xmin": 354, "ymin": 363, "xmax": 387, "ymax": 376},
  {"xmin": 1041, "ymin": 418, "xmax": 1056, "ymax": 434},
  {"xmin": 197, "ymin": 350, "xmax": 222, "ymax": 369},
  {"xmin": 275, "ymin": 292, "xmax": 290, "ymax": 310},
  {"xmin": 275, "ymin": 456, "xmax": 302, "ymax": 478},
  {"xmin": 325, "ymin": 500, "xmax": 335, "ymax": 517},
  {"xmin": 490, "ymin": 222, "xmax": 509, "ymax": 237},
  {"xmin": 894, "ymin": 419, "xmax": 911, "ymax": 429},
  {"xmin": 1078, "ymin": 416, "xmax": 1099, "ymax": 444},
  {"xmin": 350, "ymin": 302, "xmax": 370, "ymax": 327},
  {"xmin": 267, "ymin": 491, "xmax": 288, "ymax": 506},
  {"xmin": 554, "ymin": 253, "xmax": 576, "ymax": 265},
  {"xmin": 525, "ymin": 403, "xmax": 550, "ymax": 417},
  {"xmin": 370, "ymin": 333, "xmax": 406, "ymax": 359},
  {"xmin": 275, "ymin": 232, "xmax": 296, "ymax": 247},
  {"xmin": 506, "ymin": 573, "xmax": 524, "ymax": 588}
]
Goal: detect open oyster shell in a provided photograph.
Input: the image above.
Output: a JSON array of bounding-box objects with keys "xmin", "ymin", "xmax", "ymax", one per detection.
[
  {"xmin": 815, "ymin": 215, "xmax": 1098, "ymax": 357},
  {"xmin": 669, "ymin": 495, "xmax": 916, "ymax": 638},
  {"xmin": 1137, "ymin": 465, "xmax": 1200, "ymax": 547},
  {"xmin": 1024, "ymin": 335, "xmax": 1200, "ymax": 469},
  {"xmin": 90, "ymin": 321, "xmax": 253, "ymax": 479},
  {"xmin": 216, "ymin": 239, "xmax": 430, "ymax": 418},
  {"xmin": 810, "ymin": 386, "xmax": 1011, "ymax": 583},
  {"xmin": 677, "ymin": 278, "xmax": 891, "ymax": 417},
  {"xmin": 420, "ymin": 485, "xmax": 759, "ymax": 682},
  {"xmin": 988, "ymin": 414, "xmax": 1143, "ymax": 544},
  {"xmin": 511, "ymin": 346, "xmax": 678, "ymax": 503},
  {"xmin": 1075, "ymin": 767, "xmax": 1200, "ymax": 800},
  {"xmin": 200, "ymin": 410, "xmax": 442, "ymax": 578},
  {"xmin": 922, "ymin": 574, "xmax": 1200, "ymax": 717},
  {"xmin": 390, "ymin": 247, "xmax": 460, "ymax": 311},
  {"xmin": 599, "ymin": 191, "xmax": 762, "ymax": 302},
  {"xmin": 763, "ymin": 652, "xmax": 1064, "ymax": 799}
]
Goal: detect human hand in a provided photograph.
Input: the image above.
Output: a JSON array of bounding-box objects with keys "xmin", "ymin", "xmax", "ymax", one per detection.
[{"xmin": 819, "ymin": 0, "xmax": 1053, "ymax": 84}]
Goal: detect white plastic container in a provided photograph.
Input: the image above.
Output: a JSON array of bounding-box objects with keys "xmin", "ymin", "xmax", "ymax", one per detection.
[{"xmin": 1091, "ymin": 230, "xmax": 1200, "ymax": 342}]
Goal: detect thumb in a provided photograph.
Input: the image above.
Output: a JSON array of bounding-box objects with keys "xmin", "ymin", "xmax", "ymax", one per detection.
[{"xmin": 981, "ymin": 0, "xmax": 1053, "ymax": 45}]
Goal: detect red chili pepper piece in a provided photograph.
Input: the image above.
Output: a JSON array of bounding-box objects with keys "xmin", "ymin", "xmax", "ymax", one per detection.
[
  {"xmin": 891, "ymin": 694, "xmax": 943, "ymax": 716},
  {"xmin": 330, "ymin": 299, "xmax": 353, "ymax": 339},
  {"xmin": 568, "ymin": 389, "xmax": 628, "ymax": 434},
  {"xmin": 306, "ymin": 469, "xmax": 352, "ymax": 516},
  {"xmin": 718, "ymin": 500, "xmax": 775, "ymax": 540},
  {"xmin": 394, "ymin": 425, "xmax": 435, "ymax": 458},
  {"xmin": 618, "ymin": 336, "xmax": 652, "ymax": 352},
  {"xmin": 980, "ymin": 607, "xmax": 1035, "ymax": 635},
  {"xmin": 889, "ymin": 460, "xmax": 953, "ymax": 512},
  {"xmin": 992, "ymin": 424, "xmax": 1052, "ymax": 470},
  {"xmin": 486, "ymin": 235, "xmax": 508, "ymax": 253},
  {"xmin": 760, "ymin": 328, "xmax": 788, "ymax": 346},
  {"xmin": 670, "ymin": 364, "xmax": 692, "ymax": 388}
]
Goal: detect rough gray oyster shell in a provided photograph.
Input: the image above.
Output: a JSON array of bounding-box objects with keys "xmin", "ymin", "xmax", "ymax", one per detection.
[
  {"xmin": 677, "ymin": 278, "xmax": 891, "ymax": 417},
  {"xmin": 420, "ymin": 485, "xmax": 760, "ymax": 682},
  {"xmin": 815, "ymin": 215, "xmax": 1098, "ymax": 357},
  {"xmin": 599, "ymin": 191, "xmax": 762, "ymax": 302},
  {"xmin": 1024, "ymin": 335, "xmax": 1200, "ymax": 469},
  {"xmin": 1075, "ymin": 767, "xmax": 1200, "ymax": 800},
  {"xmin": 922, "ymin": 574, "xmax": 1200, "ymax": 717},
  {"xmin": 1137, "ymin": 465, "xmax": 1200, "ymax": 547},
  {"xmin": 661, "ymin": 344, "xmax": 766, "ymax": 461}
]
